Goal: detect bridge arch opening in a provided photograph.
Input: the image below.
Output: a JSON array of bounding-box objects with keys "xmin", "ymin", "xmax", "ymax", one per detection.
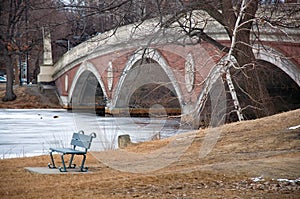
[
  {"xmin": 69, "ymin": 62, "xmax": 107, "ymax": 116},
  {"xmin": 253, "ymin": 46, "xmax": 300, "ymax": 87},
  {"xmin": 128, "ymin": 82, "xmax": 181, "ymax": 117},
  {"xmin": 114, "ymin": 58, "xmax": 182, "ymax": 117},
  {"xmin": 195, "ymin": 48, "xmax": 300, "ymax": 128},
  {"xmin": 230, "ymin": 46, "xmax": 300, "ymax": 120},
  {"xmin": 230, "ymin": 59, "xmax": 300, "ymax": 120},
  {"xmin": 112, "ymin": 48, "xmax": 183, "ymax": 118}
]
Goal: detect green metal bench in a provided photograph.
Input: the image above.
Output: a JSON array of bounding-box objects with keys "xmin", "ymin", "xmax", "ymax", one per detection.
[{"xmin": 48, "ymin": 130, "xmax": 96, "ymax": 172}]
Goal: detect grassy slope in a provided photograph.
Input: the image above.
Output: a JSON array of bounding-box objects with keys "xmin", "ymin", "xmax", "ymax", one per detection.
[{"xmin": 0, "ymin": 109, "xmax": 299, "ymax": 198}]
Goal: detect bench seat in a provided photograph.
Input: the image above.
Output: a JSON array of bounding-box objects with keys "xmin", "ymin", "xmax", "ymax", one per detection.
[{"xmin": 49, "ymin": 147, "xmax": 87, "ymax": 154}]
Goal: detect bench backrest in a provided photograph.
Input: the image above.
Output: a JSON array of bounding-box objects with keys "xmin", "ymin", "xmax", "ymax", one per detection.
[{"xmin": 71, "ymin": 131, "xmax": 96, "ymax": 151}]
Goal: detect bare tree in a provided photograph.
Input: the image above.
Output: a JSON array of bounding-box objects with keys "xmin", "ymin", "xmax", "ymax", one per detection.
[
  {"xmin": 0, "ymin": 0, "xmax": 28, "ymax": 101},
  {"xmin": 50, "ymin": 0, "xmax": 299, "ymax": 120},
  {"xmin": 0, "ymin": 0, "xmax": 61, "ymax": 101},
  {"xmin": 151, "ymin": 0, "xmax": 299, "ymax": 120},
  {"xmin": 0, "ymin": 0, "xmax": 82, "ymax": 101}
]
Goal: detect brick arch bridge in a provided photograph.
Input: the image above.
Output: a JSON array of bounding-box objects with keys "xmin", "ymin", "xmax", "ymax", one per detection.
[{"xmin": 38, "ymin": 19, "xmax": 300, "ymax": 125}]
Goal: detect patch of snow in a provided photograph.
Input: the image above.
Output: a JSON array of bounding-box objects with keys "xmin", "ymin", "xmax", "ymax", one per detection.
[
  {"xmin": 251, "ymin": 176, "xmax": 264, "ymax": 182},
  {"xmin": 277, "ymin": 178, "xmax": 300, "ymax": 183},
  {"xmin": 288, "ymin": 125, "xmax": 300, "ymax": 130},
  {"xmin": 250, "ymin": 176, "xmax": 300, "ymax": 183}
]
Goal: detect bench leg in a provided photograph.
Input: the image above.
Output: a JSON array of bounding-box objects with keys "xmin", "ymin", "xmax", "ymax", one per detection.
[
  {"xmin": 80, "ymin": 154, "xmax": 88, "ymax": 172},
  {"xmin": 48, "ymin": 151, "xmax": 56, "ymax": 169},
  {"xmin": 48, "ymin": 152, "xmax": 88, "ymax": 172},
  {"xmin": 59, "ymin": 154, "xmax": 67, "ymax": 172},
  {"xmin": 68, "ymin": 154, "xmax": 76, "ymax": 168}
]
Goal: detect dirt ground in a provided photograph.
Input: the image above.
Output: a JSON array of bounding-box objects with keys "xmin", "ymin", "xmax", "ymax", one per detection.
[{"xmin": 0, "ymin": 84, "xmax": 299, "ymax": 198}]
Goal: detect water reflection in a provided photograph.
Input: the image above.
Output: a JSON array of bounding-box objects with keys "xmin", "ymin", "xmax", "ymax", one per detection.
[{"xmin": 0, "ymin": 109, "xmax": 183, "ymax": 159}]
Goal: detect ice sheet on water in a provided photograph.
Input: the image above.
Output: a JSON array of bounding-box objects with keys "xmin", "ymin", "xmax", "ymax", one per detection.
[{"xmin": 0, "ymin": 109, "xmax": 185, "ymax": 159}]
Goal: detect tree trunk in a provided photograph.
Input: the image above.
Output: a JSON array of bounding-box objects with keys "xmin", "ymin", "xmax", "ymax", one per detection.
[
  {"xmin": 225, "ymin": 1, "xmax": 275, "ymax": 118},
  {"xmin": 2, "ymin": 54, "xmax": 16, "ymax": 102},
  {"xmin": 233, "ymin": 33, "xmax": 275, "ymax": 118}
]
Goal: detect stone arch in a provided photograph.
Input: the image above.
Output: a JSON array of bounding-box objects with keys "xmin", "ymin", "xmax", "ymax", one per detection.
[
  {"xmin": 192, "ymin": 56, "xmax": 227, "ymax": 128},
  {"xmin": 195, "ymin": 45, "xmax": 300, "ymax": 121},
  {"xmin": 112, "ymin": 48, "xmax": 184, "ymax": 110},
  {"xmin": 68, "ymin": 61, "xmax": 108, "ymax": 105},
  {"xmin": 253, "ymin": 45, "xmax": 300, "ymax": 87}
]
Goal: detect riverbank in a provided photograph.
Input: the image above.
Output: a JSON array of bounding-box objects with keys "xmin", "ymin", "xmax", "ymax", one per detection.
[
  {"xmin": 0, "ymin": 84, "xmax": 61, "ymax": 108},
  {"xmin": 0, "ymin": 109, "xmax": 299, "ymax": 198}
]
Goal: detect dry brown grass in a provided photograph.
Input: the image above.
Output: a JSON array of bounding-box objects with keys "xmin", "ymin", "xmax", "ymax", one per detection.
[
  {"xmin": 0, "ymin": 109, "xmax": 299, "ymax": 198},
  {"xmin": 0, "ymin": 85, "xmax": 61, "ymax": 108}
]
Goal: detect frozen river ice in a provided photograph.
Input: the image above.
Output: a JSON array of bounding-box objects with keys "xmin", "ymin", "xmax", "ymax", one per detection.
[{"xmin": 0, "ymin": 109, "xmax": 185, "ymax": 159}]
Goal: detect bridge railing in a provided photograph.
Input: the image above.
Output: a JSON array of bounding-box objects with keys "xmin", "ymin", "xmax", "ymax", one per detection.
[{"xmin": 52, "ymin": 6, "xmax": 300, "ymax": 80}]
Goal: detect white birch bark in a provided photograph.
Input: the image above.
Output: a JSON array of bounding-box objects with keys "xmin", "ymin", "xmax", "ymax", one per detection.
[{"xmin": 223, "ymin": 0, "xmax": 248, "ymax": 121}]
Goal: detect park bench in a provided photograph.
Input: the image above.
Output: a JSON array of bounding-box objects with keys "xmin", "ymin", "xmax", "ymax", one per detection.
[{"xmin": 48, "ymin": 130, "xmax": 96, "ymax": 172}]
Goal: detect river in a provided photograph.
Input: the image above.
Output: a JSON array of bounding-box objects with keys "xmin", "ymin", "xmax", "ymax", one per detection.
[{"xmin": 0, "ymin": 109, "xmax": 186, "ymax": 159}]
